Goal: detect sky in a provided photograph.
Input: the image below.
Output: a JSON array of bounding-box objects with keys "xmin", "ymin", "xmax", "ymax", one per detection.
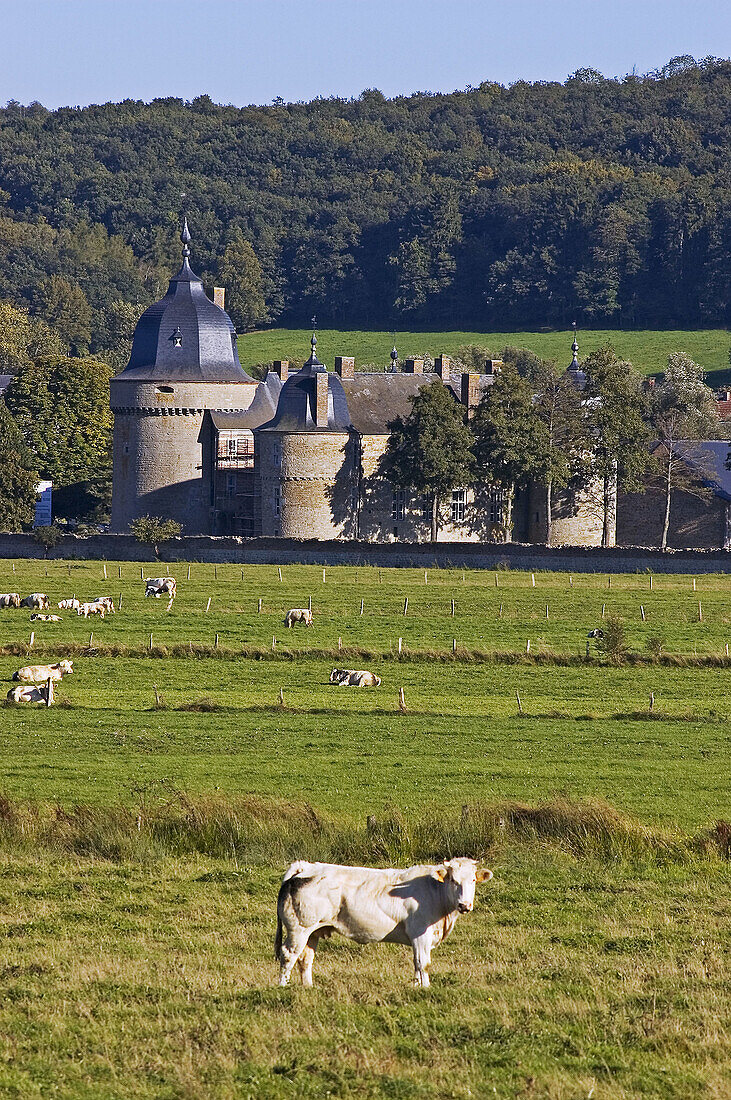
[{"xmin": 1, "ymin": 0, "xmax": 730, "ymax": 109}]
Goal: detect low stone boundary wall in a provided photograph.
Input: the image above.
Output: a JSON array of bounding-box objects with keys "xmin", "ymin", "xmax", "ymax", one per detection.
[{"xmin": 0, "ymin": 533, "xmax": 729, "ymax": 574}]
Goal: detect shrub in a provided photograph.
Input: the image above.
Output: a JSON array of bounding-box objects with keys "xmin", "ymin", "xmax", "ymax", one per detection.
[
  {"xmin": 130, "ymin": 515, "xmax": 182, "ymax": 558},
  {"xmin": 31, "ymin": 524, "xmax": 63, "ymax": 556},
  {"xmin": 645, "ymin": 634, "xmax": 666, "ymax": 661},
  {"xmin": 597, "ymin": 615, "xmax": 627, "ymax": 665}
]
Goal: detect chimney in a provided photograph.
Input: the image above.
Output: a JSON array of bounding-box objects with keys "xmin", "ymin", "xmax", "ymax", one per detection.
[
  {"xmin": 434, "ymin": 354, "xmax": 451, "ymax": 379},
  {"xmin": 485, "ymin": 359, "xmax": 503, "ymax": 375},
  {"xmin": 334, "ymin": 356, "xmax": 355, "ymax": 380},
  {"xmin": 272, "ymin": 360, "xmax": 289, "ymax": 382},
  {"xmin": 403, "ymin": 358, "xmax": 424, "ymax": 374},
  {"xmin": 213, "ymin": 287, "xmax": 225, "ymax": 310},
  {"xmin": 315, "ymin": 372, "xmax": 329, "ymax": 427},
  {"xmin": 461, "ymin": 372, "xmax": 481, "ymax": 416}
]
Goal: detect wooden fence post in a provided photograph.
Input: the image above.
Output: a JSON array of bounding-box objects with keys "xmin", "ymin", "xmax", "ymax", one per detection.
[
  {"xmin": 360, "ymin": 598, "xmax": 364, "ymax": 616},
  {"xmin": 398, "ymin": 687, "xmax": 406, "ymax": 712},
  {"xmin": 103, "ymin": 563, "xmax": 107, "ymax": 580},
  {"xmin": 206, "ymin": 597, "xmax": 212, "ymax": 613},
  {"xmin": 45, "ymin": 678, "xmax": 53, "ymax": 707},
  {"xmin": 308, "ymin": 595, "xmax": 312, "ymax": 612},
  {"xmin": 149, "ymin": 633, "xmax": 153, "ymax": 650},
  {"xmin": 403, "ymin": 597, "xmax": 408, "ymax": 616},
  {"xmin": 398, "ymin": 637, "xmax": 403, "ymax": 655},
  {"xmin": 451, "ymin": 598, "xmax": 455, "ymax": 617},
  {"xmin": 258, "ymin": 598, "xmax": 262, "ymax": 613},
  {"xmin": 278, "ymin": 567, "xmax": 282, "ymax": 582},
  {"xmin": 516, "ymin": 691, "xmax": 523, "ymax": 713},
  {"xmin": 29, "ymin": 631, "xmax": 34, "ymax": 648},
  {"xmin": 187, "ymin": 564, "xmax": 191, "ymax": 580},
  {"xmin": 640, "ymin": 605, "xmax": 646, "ymax": 621}
]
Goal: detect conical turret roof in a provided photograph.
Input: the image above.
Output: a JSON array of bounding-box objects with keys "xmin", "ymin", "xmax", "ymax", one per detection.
[{"xmin": 118, "ymin": 221, "xmax": 255, "ymax": 384}]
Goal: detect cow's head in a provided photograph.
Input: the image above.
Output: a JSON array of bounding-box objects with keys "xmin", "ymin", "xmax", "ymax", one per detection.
[
  {"xmin": 434, "ymin": 857, "xmax": 493, "ymax": 913},
  {"xmin": 59, "ymin": 660, "xmax": 74, "ymax": 676}
]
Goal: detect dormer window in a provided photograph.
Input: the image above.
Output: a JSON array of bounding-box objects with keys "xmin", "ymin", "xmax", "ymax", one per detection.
[
  {"xmin": 156, "ymin": 385, "xmax": 174, "ymax": 395},
  {"xmin": 170, "ymin": 327, "xmax": 183, "ymax": 347}
]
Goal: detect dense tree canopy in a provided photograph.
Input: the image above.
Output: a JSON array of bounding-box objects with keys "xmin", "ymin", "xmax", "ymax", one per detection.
[
  {"xmin": 0, "ymin": 56, "xmax": 728, "ymax": 345},
  {"xmin": 0, "ymin": 400, "xmax": 38, "ymax": 531}
]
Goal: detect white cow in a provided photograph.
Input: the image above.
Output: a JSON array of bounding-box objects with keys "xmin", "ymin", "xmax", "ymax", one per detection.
[
  {"xmin": 30, "ymin": 613, "xmax": 62, "ymax": 622},
  {"xmin": 0, "ymin": 593, "xmax": 21, "ymax": 609},
  {"xmin": 58, "ymin": 598, "xmax": 81, "ymax": 611},
  {"xmin": 284, "ymin": 608, "xmax": 313, "ymax": 628},
  {"xmin": 7, "ymin": 684, "xmax": 50, "ymax": 704},
  {"xmin": 20, "ymin": 593, "xmax": 49, "ymax": 610},
  {"xmin": 12, "ymin": 660, "xmax": 73, "ymax": 683},
  {"xmin": 77, "ymin": 602, "xmax": 105, "ymax": 618},
  {"xmin": 90, "ymin": 596, "xmax": 115, "ymax": 614},
  {"xmin": 329, "ymin": 668, "xmax": 381, "ymax": 687},
  {"xmin": 145, "ymin": 577, "xmax": 176, "ymax": 600},
  {"xmin": 275, "ymin": 857, "xmax": 493, "ymax": 988}
]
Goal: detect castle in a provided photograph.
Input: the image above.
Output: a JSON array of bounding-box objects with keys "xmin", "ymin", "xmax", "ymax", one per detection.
[{"xmin": 110, "ymin": 225, "xmax": 611, "ymax": 546}]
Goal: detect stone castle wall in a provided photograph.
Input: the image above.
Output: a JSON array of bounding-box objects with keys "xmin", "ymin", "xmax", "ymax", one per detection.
[
  {"xmin": 257, "ymin": 431, "xmax": 354, "ymax": 539},
  {"xmin": 110, "ymin": 378, "xmax": 256, "ymax": 535}
]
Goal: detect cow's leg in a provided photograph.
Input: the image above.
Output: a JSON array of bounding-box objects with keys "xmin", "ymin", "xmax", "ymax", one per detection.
[
  {"xmin": 412, "ymin": 935, "xmax": 433, "ymax": 988},
  {"xmin": 297, "ymin": 945, "xmax": 316, "ymax": 987},
  {"xmin": 278, "ymin": 928, "xmax": 312, "ymax": 986}
]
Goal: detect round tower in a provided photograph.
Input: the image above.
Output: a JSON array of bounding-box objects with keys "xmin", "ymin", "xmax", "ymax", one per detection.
[
  {"xmin": 256, "ymin": 331, "xmax": 354, "ymax": 539},
  {"xmin": 110, "ymin": 222, "xmax": 258, "ymax": 534}
]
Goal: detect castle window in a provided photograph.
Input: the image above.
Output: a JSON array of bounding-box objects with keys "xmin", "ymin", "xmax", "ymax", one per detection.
[
  {"xmin": 451, "ymin": 489, "xmax": 466, "ymax": 524},
  {"xmin": 274, "ymin": 484, "xmax": 281, "ymax": 517},
  {"xmin": 488, "ymin": 488, "xmax": 504, "ymax": 525},
  {"xmin": 155, "ymin": 385, "xmax": 174, "ymax": 395},
  {"xmin": 272, "ymin": 441, "xmax": 281, "ymax": 468},
  {"xmin": 392, "ymin": 488, "xmax": 405, "ymax": 522},
  {"xmin": 420, "ymin": 494, "xmax": 433, "ymax": 522}
]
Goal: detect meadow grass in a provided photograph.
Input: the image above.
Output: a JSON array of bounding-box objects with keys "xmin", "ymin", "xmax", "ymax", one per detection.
[
  {"xmin": 237, "ymin": 328, "xmax": 731, "ymax": 386},
  {"xmin": 1, "ymin": 559, "xmax": 731, "ymax": 1096}
]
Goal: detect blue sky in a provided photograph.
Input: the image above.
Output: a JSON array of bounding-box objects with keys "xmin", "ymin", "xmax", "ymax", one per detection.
[{"xmin": 2, "ymin": 0, "xmax": 730, "ymax": 109}]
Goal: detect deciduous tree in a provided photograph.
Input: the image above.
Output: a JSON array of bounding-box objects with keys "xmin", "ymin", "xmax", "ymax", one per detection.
[{"xmin": 0, "ymin": 401, "xmax": 38, "ymax": 531}]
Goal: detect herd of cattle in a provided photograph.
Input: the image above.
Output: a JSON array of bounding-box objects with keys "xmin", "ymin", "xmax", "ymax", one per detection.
[{"xmin": 2, "ymin": 583, "xmax": 382, "ymax": 703}]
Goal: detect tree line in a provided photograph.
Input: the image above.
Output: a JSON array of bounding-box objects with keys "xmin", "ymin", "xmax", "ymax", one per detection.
[
  {"xmin": 0, "ymin": 54, "xmax": 729, "ymax": 355},
  {"xmin": 381, "ymin": 347, "xmax": 720, "ymax": 548}
]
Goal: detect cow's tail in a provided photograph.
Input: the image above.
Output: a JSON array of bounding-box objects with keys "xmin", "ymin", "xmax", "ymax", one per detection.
[
  {"xmin": 274, "ymin": 913, "xmax": 283, "ymax": 960},
  {"xmin": 275, "ymin": 862, "xmax": 310, "ymax": 959}
]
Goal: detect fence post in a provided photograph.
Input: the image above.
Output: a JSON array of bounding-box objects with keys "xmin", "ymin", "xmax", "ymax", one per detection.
[
  {"xmin": 118, "ymin": 594, "xmax": 123, "ymax": 611},
  {"xmin": 403, "ymin": 597, "xmax": 408, "ymax": 616},
  {"xmin": 187, "ymin": 564, "xmax": 191, "ymax": 580},
  {"xmin": 526, "ymin": 639, "xmax": 530, "ymax": 654},
  {"xmin": 516, "ymin": 690, "xmax": 523, "ymax": 713},
  {"xmin": 451, "ymin": 598, "xmax": 455, "ymax": 617},
  {"xmin": 360, "ymin": 598, "xmax": 364, "ymax": 616},
  {"xmin": 45, "ymin": 678, "xmax": 53, "ymax": 707},
  {"xmin": 698, "ymin": 601, "xmax": 703, "ymax": 622},
  {"xmin": 258, "ymin": 598, "xmax": 262, "ymax": 613},
  {"xmin": 453, "ymin": 637, "xmax": 457, "ymax": 653},
  {"xmin": 308, "ymin": 595, "xmax": 312, "ymax": 612},
  {"xmin": 531, "ymin": 574, "xmax": 535, "ymax": 587},
  {"xmin": 103, "ymin": 563, "xmax": 107, "ymax": 580},
  {"xmin": 29, "ymin": 631, "xmax": 34, "ymax": 648},
  {"xmin": 398, "ymin": 687, "xmax": 406, "ymax": 712},
  {"xmin": 206, "ymin": 597, "xmax": 212, "ymax": 613},
  {"xmin": 149, "ymin": 633, "xmax": 153, "ymax": 650},
  {"xmin": 278, "ymin": 567, "xmax": 283, "ymax": 582},
  {"xmin": 398, "ymin": 637, "xmax": 403, "ymax": 655},
  {"xmin": 640, "ymin": 605, "xmax": 646, "ymax": 621}
]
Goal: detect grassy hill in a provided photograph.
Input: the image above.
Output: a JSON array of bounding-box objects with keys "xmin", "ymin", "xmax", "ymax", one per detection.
[{"xmin": 238, "ymin": 328, "xmax": 731, "ymax": 385}]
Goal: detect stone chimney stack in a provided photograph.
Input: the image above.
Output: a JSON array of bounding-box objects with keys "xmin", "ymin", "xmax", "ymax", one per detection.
[
  {"xmin": 461, "ymin": 372, "xmax": 481, "ymax": 416},
  {"xmin": 272, "ymin": 360, "xmax": 289, "ymax": 382},
  {"xmin": 403, "ymin": 358, "xmax": 424, "ymax": 374},
  {"xmin": 213, "ymin": 287, "xmax": 225, "ymax": 309},
  {"xmin": 485, "ymin": 359, "xmax": 503, "ymax": 375},
  {"xmin": 434, "ymin": 355, "xmax": 451, "ymax": 380},
  {"xmin": 315, "ymin": 372, "xmax": 329, "ymax": 427},
  {"xmin": 334, "ymin": 356, "xmax": 355, "ymax": 380}
]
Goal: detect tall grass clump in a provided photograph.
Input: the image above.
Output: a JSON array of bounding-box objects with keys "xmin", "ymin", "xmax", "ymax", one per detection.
[{"xmin": 597, "ymin": 615, "xmax": 627, "ymax": 665}]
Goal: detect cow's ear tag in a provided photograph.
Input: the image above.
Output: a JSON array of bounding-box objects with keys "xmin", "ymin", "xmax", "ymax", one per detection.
[{"xmin": 476, "ymin": 868, "xmax": 494, "ymax": 883}]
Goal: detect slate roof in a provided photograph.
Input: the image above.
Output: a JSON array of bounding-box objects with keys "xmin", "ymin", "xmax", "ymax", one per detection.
[
  {"xmin": 258, "ymin": 344, "xmax": 351, "ymax": 432},
  {"xmin": 118, "ymin": 223, "xmax": 255, "ymax": 385},
  {"xmin": 0, "ymin": 375, "xmax": 12, "ymax": 397},
  {"xmin": 208, "ymin": 373, "xmax": 283, "ymax": 430},
  {"xmin": 671, "ymin": 440, "xmax": 731, "ymax": 502},
  {"xmin": 340, "ymin": 372, "xmax": 441, "ymax": 434}
]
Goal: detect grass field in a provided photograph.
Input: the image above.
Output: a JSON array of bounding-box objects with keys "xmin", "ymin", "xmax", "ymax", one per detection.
[
  {"xmin": 1, "ymin": 559, "xmax": 731, "ymax": 1098},
  {"xmin": 236, "ymin": 328, "xmax": 731, "ymax": 386}
]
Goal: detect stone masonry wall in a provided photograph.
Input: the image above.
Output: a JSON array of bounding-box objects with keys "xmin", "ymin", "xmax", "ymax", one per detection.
[{"xmin": 1, "ymin": 533, "xmax": 730, "ymax": 573}]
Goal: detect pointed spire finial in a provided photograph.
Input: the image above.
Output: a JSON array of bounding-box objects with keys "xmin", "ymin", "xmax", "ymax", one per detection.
[
  {"xmin": 390, "ymin": 344, "xmax": 398, "ymax": 372},
  {"xmin": 181, "ymin": 218, "xmax": 191, "ymax": 260},
  {"xmin": 570, "ymin": 320, "xmax": 579, "ymax": 368},
  {"xmin": 310, "ymin": 314, "xmax": 317, "ymax": 356}
]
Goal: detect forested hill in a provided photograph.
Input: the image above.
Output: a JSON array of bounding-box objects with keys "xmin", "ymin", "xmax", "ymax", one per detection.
[{"xmin": 0, "ymin": 56, "xmax": 729, "ymax": 355}]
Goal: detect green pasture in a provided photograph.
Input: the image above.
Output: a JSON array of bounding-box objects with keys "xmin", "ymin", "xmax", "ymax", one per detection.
[
  {"xmin": 237, "ymin": 328, "xmax": 731, "ymax": 385},
  {"xmin": 2, "ymin": 559, "xmax": 731, "ymax": 1097}
]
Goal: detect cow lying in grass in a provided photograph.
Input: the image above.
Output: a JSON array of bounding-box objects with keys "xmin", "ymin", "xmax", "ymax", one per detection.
[
  {"xmin": 285, "ymin": 608, "xmax": 313, "ymax": 627},
  {"xmin": 30, "ymin": 613, "xmax": 62, "ymax": 622},
  {"xmin": 329, "ymin": 668, "xmax": 381, "ymax": 687},
  {"xmin": 7, "ymin": 684, "xmax": 51, "ymax": 704},
  {"xmin": 276, "ymin": 858, "xmax": 493, "ymax": 988},
  {"xmin": 12, "ymin": 660, "xmax": 73, "ymax": 683}
]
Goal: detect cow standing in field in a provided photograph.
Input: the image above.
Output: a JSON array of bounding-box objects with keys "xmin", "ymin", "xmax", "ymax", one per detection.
[
  {"xmin": 77, "ymin": 602, "xmax": 105, "ymax": 618},
  {"xmin": 329, "ymin": 668, "xmax": 381, "ymax": 687},
  {"xmin": 90, "ymin": 596, "xmax": 115, "ymax": 614},
  {"xmin": 58, "ymin": 599, "xmax": 81, "ymax": 611},
  {"xmin": 0, "ymin": 594, "xmax": 21, "ymax": 609},
  {"xmin": 20, "ymin": 593, "xmax": 49, "ymax": 610},
  {"xmin": 12, "ymin": 660, "xmax": 73, "ymax": 683},
  {"xmin": 284, "ymin": 608, "xmax": 313, "ymax": 628},
  {"xmin": 275, "ymin": 858, "xmax": 493, "ymax": 988},
  {"xmin": 145, "ymin": 578, "xmax": 177, "ymax": 600}
]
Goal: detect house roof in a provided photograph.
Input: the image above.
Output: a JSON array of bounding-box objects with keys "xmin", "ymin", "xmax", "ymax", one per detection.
[
  {"xmin": 258, "ymin": 336, "xmax": 351, "ymax": 432},
  {"xmin": 340, "ymin": 372, "xmax": 442, "ymax": 434}
]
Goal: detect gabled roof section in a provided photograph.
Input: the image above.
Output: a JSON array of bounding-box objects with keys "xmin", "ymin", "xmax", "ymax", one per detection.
[
  {"xmin": 208, "ymin": 373, "xmax": 283, "ymax": 430},
  {"xmin": 258, "ymin": 334, "xmax": 351, "ymax": 432}
]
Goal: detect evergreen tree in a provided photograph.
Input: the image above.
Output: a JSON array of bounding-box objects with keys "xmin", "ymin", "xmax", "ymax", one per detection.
[
  {"xmin": 472, "ymin": 363, "xmax": 545, "ymax": 540},
  {"xmin": 378, "ymin": 380, "xmax": 475, "ymax": 542},
  {"xmin": 0, "ymin": 401, "xmax": 38, "ymax": 531},
  {"xmin": 218, "ymin": 233, "xmax": 268, "ymax": 332},
  {"xmin": 583, "ymin": 346, "xmax": 651, "ymax": 547}
]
